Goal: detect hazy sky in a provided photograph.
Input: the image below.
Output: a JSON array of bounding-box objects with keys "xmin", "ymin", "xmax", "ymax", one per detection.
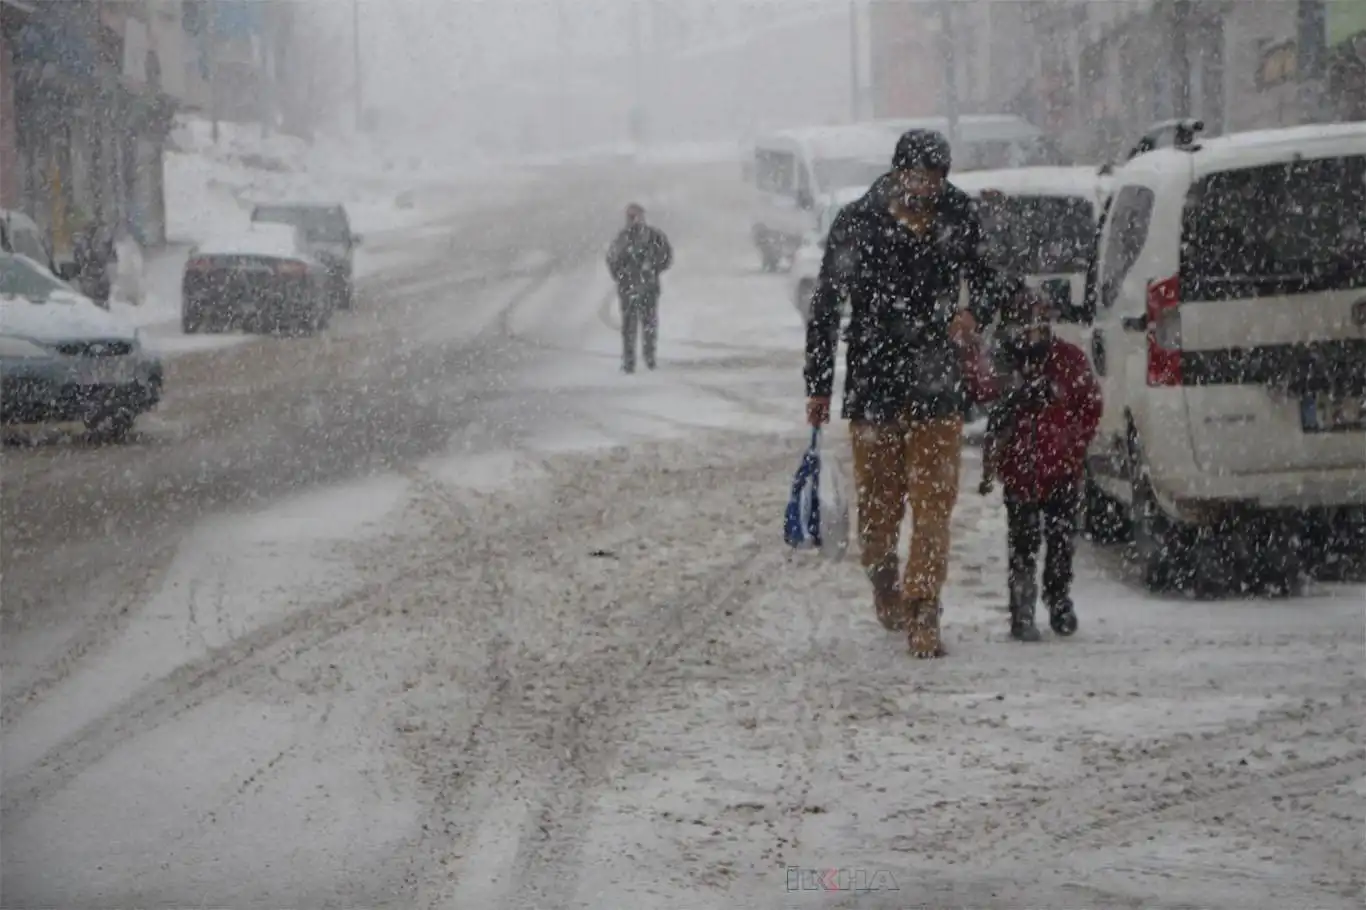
[{"xmin": 307, "ymin": 0, "xmax": 867, "ymax": 152}]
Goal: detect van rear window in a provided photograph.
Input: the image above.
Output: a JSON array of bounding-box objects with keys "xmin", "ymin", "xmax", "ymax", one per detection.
[
  {"xmin": 976, "ymin": 195, "xmax": 1096, "ymax": 274},
  {"xmin": 1182, "ymin": 154, "xmax": 1366, "ymax": 300}
]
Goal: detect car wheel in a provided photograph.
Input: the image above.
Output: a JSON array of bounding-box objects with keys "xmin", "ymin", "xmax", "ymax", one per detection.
[
  {"xmin": 1127, "ymin": 429, "xmax": 1193, "ymax": 593},
  {"xmin": 1243, "ymin": 514, "xmax": 1305, "ymax": 597},
  {"xmin": 85, "ymin": 410, "xmax": 136, "ymax": 444},
  {"xmin": 182, "ymin": 310, "xmax": 201, "ymax": 334}
]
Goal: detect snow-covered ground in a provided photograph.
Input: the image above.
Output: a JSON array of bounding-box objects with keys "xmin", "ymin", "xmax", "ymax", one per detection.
[{"xmin": 6, "ymin": 171, "xmax": 1362, "ymax": 909}]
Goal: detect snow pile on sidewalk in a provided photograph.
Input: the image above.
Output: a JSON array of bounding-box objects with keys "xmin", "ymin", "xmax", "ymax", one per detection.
[{"xmin": 163, "ymin": 115, "xmax": 531, "ymax": 245}]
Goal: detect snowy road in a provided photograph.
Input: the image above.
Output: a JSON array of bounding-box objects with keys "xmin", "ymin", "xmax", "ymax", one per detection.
[{"xmin": 2, "ymin": 162, "xmax": 1362, "ymax": 909}]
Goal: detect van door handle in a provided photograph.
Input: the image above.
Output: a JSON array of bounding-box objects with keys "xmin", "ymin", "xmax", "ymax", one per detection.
[{"xmin": 1092, "ymin": 331, "xmax": 1108, "ymax": 377}]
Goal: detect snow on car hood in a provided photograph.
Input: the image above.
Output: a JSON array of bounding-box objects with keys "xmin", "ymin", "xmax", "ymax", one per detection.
[
  {"xmin": 0, "ymin": 291, "xmax": 139, "ymax": 343},
  {"xmin": 195, "ymin": 224, "xmax": 318, "ymax": 263}
]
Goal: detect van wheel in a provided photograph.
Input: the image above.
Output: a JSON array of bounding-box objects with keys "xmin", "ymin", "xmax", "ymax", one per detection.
[
  {"xmin": 1082, "ymin": 474, "xmax": 1130, "ymax": 544},
  {"xmin": 1127, "ymin": 429, "xmax": 1193, "ymax": 593},
  {"xmin": 1245, "ymin": 515, "xmax": 1305, "ymax": 597},
  {"xmin": 760, "ymin": 249, "xmax": 780, "ymax": 272},
  {"xmin": 1130, "ymin": 474, "xmax": 1192, "ymax": 592}
]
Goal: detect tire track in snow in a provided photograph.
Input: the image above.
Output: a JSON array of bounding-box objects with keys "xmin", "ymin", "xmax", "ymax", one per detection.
[
  {"xmin": 0, "ymin": 265, "xmax": 586, "ymax": 828},
  {"xmin": 399, "ymin": 448, "xmax": 796, "ymax": 909},
  {"xmin": 496, "ymin": 543, "xmax": 782, "ymax": 910}
]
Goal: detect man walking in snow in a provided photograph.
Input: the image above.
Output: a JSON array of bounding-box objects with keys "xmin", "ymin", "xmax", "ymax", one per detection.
[
  {"xmin": 979, "ymin": 293, "xmax": 1100, "ymax": 642},
  {"xmin": 606, "ymin": 203, "xmax": 673, "ymax": 373},
  {"xmin": 804, "ymin": 129, "xmax": 1015, "ymax": 659}
]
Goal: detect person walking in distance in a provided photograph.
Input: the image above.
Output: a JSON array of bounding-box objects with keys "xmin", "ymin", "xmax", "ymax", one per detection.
[
  {"xmin": 805, "ymin": 129, "xmax": 1014, "ymax": 659},
  {"xmin": 606, "ymin": 203, "xmax": 673, "ymax": 373},
  {"xmin": 979, "ymin": 293, "xmax": 1100, "ymax": 641}
]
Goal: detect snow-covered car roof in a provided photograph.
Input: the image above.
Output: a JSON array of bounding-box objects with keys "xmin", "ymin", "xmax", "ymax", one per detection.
[
  {"xmin": 755, "ymin": 124, "xmax": 899, "ymax": 163},
  {"xmin": 0, "ymin": 253, "xmax": 138, "ymax": 343},
  {"xmin": 193, "ymin": 223, "xmax": 317, "ymax": 262},
  {"xmin": 951, "ymin": 166, "xmax": 1112, "ymax": 203}
]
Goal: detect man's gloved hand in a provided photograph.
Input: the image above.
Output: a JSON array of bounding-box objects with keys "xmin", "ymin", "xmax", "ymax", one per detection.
[{"xmin": 978, "ymin": 478, "xmax": 995, "ymax": 496}]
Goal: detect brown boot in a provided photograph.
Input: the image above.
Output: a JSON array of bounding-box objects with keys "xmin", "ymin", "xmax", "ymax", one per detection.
[
  {"xmin": 867, "ymin": 560, "xmax": 906, "ymax": 631},
  {"xmin": 906, "ymin": 598, "xmax": 946, "ymax": 659}
]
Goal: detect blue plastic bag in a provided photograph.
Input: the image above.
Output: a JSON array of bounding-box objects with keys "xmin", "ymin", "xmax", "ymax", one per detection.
[
  {"xmin": 785, "ymin": 428, "xmax": 824, "ymax": 549},
  {"xmin": 784, "ymin": 428, "xmax": 850, "ymax": 560}
]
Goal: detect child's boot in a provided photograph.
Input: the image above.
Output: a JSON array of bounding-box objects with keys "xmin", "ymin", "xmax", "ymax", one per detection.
[{"xmin": 1048, "ymin": 597, "xmax": 1078, "ymax": 636}]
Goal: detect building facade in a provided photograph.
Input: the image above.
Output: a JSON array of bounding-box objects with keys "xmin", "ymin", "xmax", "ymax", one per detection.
[
  {"xmin": 8, "ymin": 0, "xmax": 176, "ymax": 253},
  {"xmin": 868, "ymin": 0, "xmax": 1363, "ymax": 165},
  {"xmin": 0, "ymin": 0, "xmax": 29, "ymax": 209}
]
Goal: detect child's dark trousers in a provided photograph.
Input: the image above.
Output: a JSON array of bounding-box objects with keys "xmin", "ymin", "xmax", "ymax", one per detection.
[{"xmin": 1005, "ymin": 484, "xmax": 1081, "ymax": 609}]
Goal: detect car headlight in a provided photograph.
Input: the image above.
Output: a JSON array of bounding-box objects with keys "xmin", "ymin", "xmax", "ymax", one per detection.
[{"xmin": 0, "ymin": 336, "xmax": 51, "ymax": 359}]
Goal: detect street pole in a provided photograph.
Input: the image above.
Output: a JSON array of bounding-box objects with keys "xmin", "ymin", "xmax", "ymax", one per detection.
[
  {"xmin": 849, "ymin": 0, "xmax": 860, "ymax": 122},
  {"xmin": 630, "ymin": 0, "xmax": 643, "ymax": 145},
  {"xmin": 939, "ymin": 1, "xmax": 960, "ymax": 148},
  {"xmin": 556, "ymin": 0, "xmax": 568, "ymax": 149},
  {"xmin": 352, "ymin": 0, "xmax": 362, "ymax": 129}
]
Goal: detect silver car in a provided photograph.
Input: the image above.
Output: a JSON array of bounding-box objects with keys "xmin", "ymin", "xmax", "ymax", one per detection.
[{"xmin": 0, "ymin": 253, "xmax": 163, "ymax": 441}]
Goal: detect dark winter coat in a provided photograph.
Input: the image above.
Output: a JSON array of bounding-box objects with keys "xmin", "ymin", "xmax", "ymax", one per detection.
[
  {"xmin": 804, "ymin": 174, "xmax": 1016, "ymax": 423},
  {"xmin": 607, "ymin": 224, "xmax": 672, "ymax": 297},
  {"xmin": 988, "ymin": 337, "xmax": 1102, "ymax": 500}
]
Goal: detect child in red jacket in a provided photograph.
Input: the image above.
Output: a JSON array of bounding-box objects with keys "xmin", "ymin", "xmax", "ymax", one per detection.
[{"xmin": 980, "ymin": 294, "xmax": 1101, "ymax": 642}]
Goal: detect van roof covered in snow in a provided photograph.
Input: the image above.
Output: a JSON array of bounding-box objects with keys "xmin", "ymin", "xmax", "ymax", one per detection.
[
  {"xmin": 1119, "ymin": 121, "xmax": 1366, "ymax": 182},
  {"xmin": 951, "ymin": 166, "xmax": 1111, "ymax": 202},
  {"xmin": 754, "ymin": 124, "xmax": 899, "ymax": 163}
]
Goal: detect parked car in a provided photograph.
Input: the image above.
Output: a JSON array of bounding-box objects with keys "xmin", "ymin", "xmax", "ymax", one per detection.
[
  {"xmin": 0, "ymin": 251, "xmax": 163, "ymax": 441},
  {"xmin": 951, "ymin": 166, "xmax": 1112, "ymax": 321},
  {"xmin": 0, "ymin": 208, "xmax": 64, "ymax": 279},
  {"xmin": 249, "ymin": 202, "xmax": 362, "ymax": 310},
  {"xmin": 788, "ymin": 185, "xmax": 869, "ymax": 325},
  {"xmin": 182, "ymin": 223, "xmax": 332, "ymax": 335},
  {"xmin": 1070, "ymin": 120, "xmax": 1366, "ymax": 594}
]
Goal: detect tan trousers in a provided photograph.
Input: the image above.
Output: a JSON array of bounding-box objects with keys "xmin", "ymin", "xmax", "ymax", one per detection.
[{"xmin": 850, "ymin": 415, "xmax": 964, "ymax": 604}]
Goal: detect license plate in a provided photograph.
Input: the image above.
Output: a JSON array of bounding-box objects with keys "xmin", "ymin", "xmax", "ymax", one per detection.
[
  {"xmin": 76, "ymin": 357, "xmax": 137, "ymax": 386},
  {"xmin": 1301, "ymin": 394, "xmax": 1366, "ymax": 432}
]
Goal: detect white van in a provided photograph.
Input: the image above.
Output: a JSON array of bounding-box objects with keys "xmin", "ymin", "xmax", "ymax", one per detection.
[
  {"xmin": 749, "ymin": 125, "xmax": 898, "ymax": 272},
  {"xmin": 1070, "ymin": 121, "xmax": 1366, "ymax": 594},
  {"xmin": 876, "ymin": 114, "xmax": 1068, "ymax": 172}
]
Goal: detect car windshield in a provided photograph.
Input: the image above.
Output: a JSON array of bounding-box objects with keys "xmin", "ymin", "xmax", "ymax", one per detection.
[
  {"xmin": 0, "ymin": 252, "xmax": 66, "ymax": 301},
  {"xmin": 812, "ymin": 158, "xmax": 886, "ymax": 193},
  {"xmin": 252, "ymin": 206, "xmax": 349, "ymax": 242},
  {"xmin": 1182, "ymin": 154, "xmax": 1366, "ymax": 295},
  {"xmin": 976, "ymin": 194, "xmax": 1096, "ymax": 274}
]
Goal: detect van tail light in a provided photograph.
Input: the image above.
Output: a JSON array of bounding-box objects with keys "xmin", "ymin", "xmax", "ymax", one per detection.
[
  {"xmin": 275, "ymin": 259, "xmax": 308, "ymax": 277},
  {"xmin": 1145, "ymin": 275, "xmax": 1183, "ymax": 387}
]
